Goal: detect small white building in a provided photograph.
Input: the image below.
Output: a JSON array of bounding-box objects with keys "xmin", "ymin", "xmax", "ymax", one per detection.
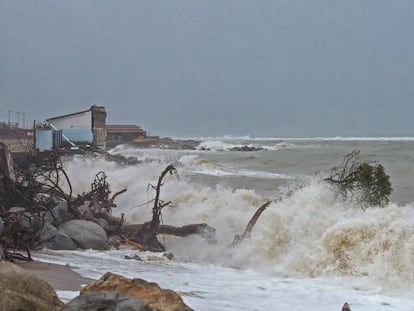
[{"xmin": 36, "ymin": 106, "xmax": 107, "ymax": 150}]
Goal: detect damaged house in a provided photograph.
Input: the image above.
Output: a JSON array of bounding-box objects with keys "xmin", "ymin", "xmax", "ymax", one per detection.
[{"xmin": 35, "ymin": 106, "xmax": 107, "ymax": 151}]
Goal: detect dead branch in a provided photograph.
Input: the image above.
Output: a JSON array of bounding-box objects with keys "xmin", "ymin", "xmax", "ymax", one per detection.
[
  {"xmin": 229, "ymin": 201, "xmax": 271, "ymax": 247},
  {"xmin": 110, "ymin": 188, "xmax": 127, "ymax": 205},
  {"xmin": 324, "ymin": 150, "xmax": 361, "ymax": 187},
  {"xmin": 150, "ymin": 164, "xmax": 177, "ymax": 230},
  {"xmin": 157, "ymin": 224, "xmax": 217, "ymax": 244}
]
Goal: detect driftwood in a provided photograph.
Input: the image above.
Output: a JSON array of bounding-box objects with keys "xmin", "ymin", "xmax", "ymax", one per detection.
[
  {"xmin": 149, "ymin": 164, "xmax": 176, "ymax": 229},
  {"xmin": 121, "ymin": 223, "xmax": 217, "ymax": 250},
  {"xmin": 229, "ymin": 201, "xmax": 271, "ymax": 247},
  {"xmin": 158, "ymin": 224, "xmax": 217, "ymax": 244},
  {"xmin": 113, "ymin": 164, "xmax": 177, "ymax": 252}
]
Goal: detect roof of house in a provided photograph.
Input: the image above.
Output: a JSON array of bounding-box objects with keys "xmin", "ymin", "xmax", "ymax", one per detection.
[{"xmin": 47, "ymin": 105, "xmax": 106, "ymax": 121}]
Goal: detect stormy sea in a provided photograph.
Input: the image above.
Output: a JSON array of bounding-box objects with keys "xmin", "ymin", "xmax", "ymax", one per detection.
[{"xmin": 34, "ymin": 137, "xmax": 414, "ymax": 310}]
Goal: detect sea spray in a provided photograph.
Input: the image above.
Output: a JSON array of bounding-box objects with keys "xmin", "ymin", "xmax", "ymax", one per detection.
[{"xmin": 64, "ymin": 149, "xmax": 414, "ymax": 294}]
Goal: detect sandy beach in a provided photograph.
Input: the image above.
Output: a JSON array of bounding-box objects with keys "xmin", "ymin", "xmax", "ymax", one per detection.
[{"xmin": 17, "ymin": 261, "xmax": 95, "ymax": 292}]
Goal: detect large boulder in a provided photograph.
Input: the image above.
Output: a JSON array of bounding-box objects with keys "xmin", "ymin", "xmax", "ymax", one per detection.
[
  {"xmin": 0, "ymin": 261, "xmax": 63, "ymax": 311},
  {"xmin": 61, "ymin": 291, "xmax": 152, "ymax": 311},
  {"xmin": 39, "ymin": 223, "xmax": 77, "ymax": 250},
  {"xmin": 82, "ymin": 272, "xmax": 193, "ymax": 311},
  {"xmin": 59, "ymin": 220, "xmax": 109, "ymax": 250},
  {"xmin": 49, "ymin": 230, "xmax": 78, "ymax": 250}
]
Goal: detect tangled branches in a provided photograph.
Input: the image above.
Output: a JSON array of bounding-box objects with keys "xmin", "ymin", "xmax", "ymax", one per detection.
[{"xmin": 325, "ymin": 150, "xmax": 393, "ymax": 208}]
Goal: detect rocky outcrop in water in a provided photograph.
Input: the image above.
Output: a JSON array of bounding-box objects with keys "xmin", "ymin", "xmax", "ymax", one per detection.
[{"xmin": 229, "ymin": 145, "xmax": 263, "ymax": 152}]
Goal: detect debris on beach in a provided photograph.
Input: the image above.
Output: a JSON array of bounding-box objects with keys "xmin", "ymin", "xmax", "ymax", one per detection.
[{"xmin": 1, "ymin": 141, "xmax": 270, "ymax": 262}]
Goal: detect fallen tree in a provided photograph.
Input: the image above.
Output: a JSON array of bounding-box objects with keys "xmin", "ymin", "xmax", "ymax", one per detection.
[
  {"xmin": 119, "ymin": 164, "xmax": 217, "ymax": 251},
  {"xmin": 1, "ymin": 143, "xmax": 272, "ymax": 260}
]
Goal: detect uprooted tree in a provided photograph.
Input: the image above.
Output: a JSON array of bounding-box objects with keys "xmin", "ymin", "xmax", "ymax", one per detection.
[
  {"xmin": 324, "ymin": 150, "xmax": 393, "ymax": 208},
  {"xmin": 1, "ymin": 142, "xmax": 272, "ymax": 260}
]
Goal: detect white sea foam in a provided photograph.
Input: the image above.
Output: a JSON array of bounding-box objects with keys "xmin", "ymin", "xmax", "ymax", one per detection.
[
  {"xmin": 36, "ymin": 249, "xmax": 414, "ymax": 311},
  {"xmin": 191, "ymin": 167, "xmax": 292, "ymax": 180},
  {"xmin": 62, "ymin": 157, "xmax": 414, "ymax": 293},
  {"xmin": 52, "ymin": 147, "xmax": 414, "ymax": 309}
]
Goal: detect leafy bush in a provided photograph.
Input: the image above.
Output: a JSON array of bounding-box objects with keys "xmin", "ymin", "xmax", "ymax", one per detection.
[{"xmin": 325, "ymin": 150, "xmax": 392, "ymax": 208}]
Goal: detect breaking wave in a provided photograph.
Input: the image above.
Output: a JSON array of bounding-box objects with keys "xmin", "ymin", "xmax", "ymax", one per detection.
[
  {"xmin": 63, "ymin": 155, "xmax": 414, "ymax": 294},
  {"xmin": 196, "ymin": 140, "xmax": 301, "ymax": 152}
]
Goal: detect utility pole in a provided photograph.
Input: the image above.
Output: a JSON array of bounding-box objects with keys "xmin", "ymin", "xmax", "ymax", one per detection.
[
  {"xmin": 7, "ymin": 110, "xmax": 11, "ymax": 127},
  {"xmin": 16, "ymin": 112, "xmax": 20, "ymax": 127}
]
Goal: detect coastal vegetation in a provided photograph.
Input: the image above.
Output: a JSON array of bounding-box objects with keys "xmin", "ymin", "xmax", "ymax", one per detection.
[{"xmin": 325, "ymin": 150, "xmax": 393, "ymax": 208}]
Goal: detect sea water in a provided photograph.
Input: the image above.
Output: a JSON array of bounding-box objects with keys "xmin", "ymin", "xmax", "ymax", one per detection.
[{"xmin": 34, "ymin": 137, "xmax": 414, "ymax": 310}]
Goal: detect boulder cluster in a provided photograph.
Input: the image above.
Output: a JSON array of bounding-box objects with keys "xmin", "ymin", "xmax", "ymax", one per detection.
[{"xmin": 0, "ymin": 261, "xmax": 193, "ymax": 311}]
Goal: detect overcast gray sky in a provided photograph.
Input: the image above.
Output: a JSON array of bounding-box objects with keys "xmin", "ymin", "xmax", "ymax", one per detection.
[{"xmin": 1, "ymin": 1, "xmax": 413, "ymax": 137}]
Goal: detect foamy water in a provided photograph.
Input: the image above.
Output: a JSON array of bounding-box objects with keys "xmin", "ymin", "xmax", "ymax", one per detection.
[{"xmin": 48, "ymin": 138, "xmax": 414, "ymax": 310}]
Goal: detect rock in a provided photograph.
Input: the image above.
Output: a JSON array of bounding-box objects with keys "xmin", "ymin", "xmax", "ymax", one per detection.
[
  {"xmin": 19, "ymin": 212, "xmax": 42, "ymax": 230},
  {"xmin": 38, "ymin": 224, "xmax": 77, "ymax": 250},
  {"xmin": 93, "ymin": 218, "xmax": 109, "ymax": 228},
  {"xmin": 163, "ymin": 252, "xmax": 174, "ymax": 260},
  {"xmin": 59, "ymin": 220, "xmax": 109, "ymax": 250},
  {"xmin": 342, "ymin": 302, "xmax": 351, "ymax": 311},
  {"xmin": 229, "ymin": 145, "xmax": 263, "ymax": 152},
  {"xmin": 107, "ymin": 234, "xmax": 122, "ymax": 246},
  {"xmin": 61, "ymin": 291, "xmax": 152, "ymax": 311},
  {"xmin": 51, "ymin": 201, "xmax": 68, "ymax": 225},
  {"xmin": 48, "ymin": 230, "xmax": 77, "ymax": 250},
  {"xmin": 0, "ymin": 217, "xmax": 4, "ymax": 236},
  {"xmin": 77, "ymin": 204, "xmax": 94, "ymax": 220},
  {"xmin": 0, "ymin": 261, "xmax": 64, "ymax": 311},
  {"xmin": 41, "ymin": 201, "xmax": 68, "ymax": 226},
  {"xmin": 82, "ymin": 272, "xmax": 194, "ymax": 311},
  {"xmin": 124, "ymin": 254, "xmax": 143, "ymax": 261},
  {"xmin": 39, "ymin": 223, "xmax": 58, "ymax": 242}
]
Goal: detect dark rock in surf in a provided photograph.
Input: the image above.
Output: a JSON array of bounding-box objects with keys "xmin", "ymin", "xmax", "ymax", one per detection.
[
  {"xmin": 59, "ymin": 220, "xmax": 109, "ymax": 250},
  {"xmin": 62, "ymin": 291, "xmax": 152, "ymax": 311},
  {"xmin": 229, "ymin": 145, "xmax": 263, "ymax": 152},
  {"xmin": 38, "ymin": 223, "xmax": 77, "ymax": 250},
  {"xmin": 48, "ymin": 230, "xmax": 77, "ymax": 250}
]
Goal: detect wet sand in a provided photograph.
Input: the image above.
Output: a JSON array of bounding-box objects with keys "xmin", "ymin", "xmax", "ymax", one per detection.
[{"xmin": 17, "ymin": 261, "xmax": 95, "ymax": 291}]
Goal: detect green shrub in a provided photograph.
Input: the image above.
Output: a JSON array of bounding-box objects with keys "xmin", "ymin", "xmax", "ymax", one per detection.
[{"xmin": 325, "ymin": 151, "xmax": 392, "ymax": 208}]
